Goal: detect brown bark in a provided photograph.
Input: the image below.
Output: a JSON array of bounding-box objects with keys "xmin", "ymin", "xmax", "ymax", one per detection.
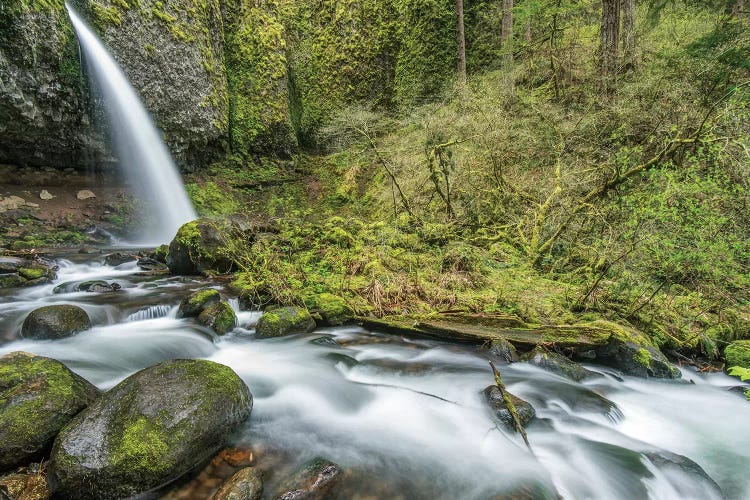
[
  {"xmin": 501, "ymin": 0, "xmax": 514, "ymax": 45},
  {"xmin": 620, "ymin": 0, "xmax": 636, "ymax": 69},
  {"xmin": 600, "ymin": 0, "xmax": 620, "ymax": 79},
  {"xmin": 456, "ymin": 0, "xmax": 467, "ymax": 93}
]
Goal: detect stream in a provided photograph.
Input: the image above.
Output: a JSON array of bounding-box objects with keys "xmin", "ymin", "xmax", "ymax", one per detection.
[{"xmin": 1, "ymin": 253, "xmax": 749, "ymax": 499}]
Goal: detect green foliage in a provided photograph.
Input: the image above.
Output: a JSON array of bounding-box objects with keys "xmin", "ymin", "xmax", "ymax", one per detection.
[{"xmin": 186, "ymin": 182, "xmax": 239, "ymax": 216}]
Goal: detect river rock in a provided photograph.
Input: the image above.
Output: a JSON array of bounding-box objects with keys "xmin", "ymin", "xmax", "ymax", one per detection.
[
  {"xmin": 0, "ymin": 352, "xmax": 99, "ymax": 472},
  {"xmin": 486, "ymin": 339, "xmax": 520, "ymax": 364},
  {"xmin": 75, "ymin": 190, "xmax": 95, "ymax": 200},
  {"xmin": 39, "ymin": 190, "xmax": 54, "ymax": 200},
  {"xmin": 136, "ymin": 257, "xmax": 168, "ymax": 272},
  {"xmin": 103, "ymin": 252, "xmax": 135, "ymax": 267},
  {"xmin": 0, "ymin": 257, "xmax": 57, "ymax": 289},
  {"xmin": 256, "ymin": 307, "xmax": 316, "ymax": 339},
  {"xmin": 211, "ymin": 467, "xmax": 263, "ymax": 500},
  {"xmin": 21, "ymin": 305, "xmax": 92, "ymax": 340},
  {"xmin": 273, "ymin": 457, "xmax": 341, "ymax": 500},
  {"xmin": 521, "ymin": 346, "xmax": 594, "ymax": 381},
  {"xmin": 593, "ymin": 331, "xmax": 680, "ymax": 378},
  {"xmin": 198, "ymin": 302, "xmax": 238, "ymax": 335},
  {"xmin": 167, "ymin": 219, "xmax": 236, "ymax": 275},
  {"xmin": 643, "ymin": 451, "xmax": 723, "ymax": 497},
  {"xmin": 483, "ymin": 385, "xmax": 535, "ymax": 429},
  {"xmin": 305, "ymin": 293, "xmax": 354, "ymax": 326},
  {"xmin": 48, "ymin": 359, "xmax": 252, "ymax": 500},
  {"xmin": 178, "ymin": 289, "xmax": 221, "ymax": 318}
]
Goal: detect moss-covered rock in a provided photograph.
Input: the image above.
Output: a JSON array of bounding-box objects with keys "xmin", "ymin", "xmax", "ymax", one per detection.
[
  {"xmin": 167, "ymin": 217, "xmax": 253, "ymax": 275},
  {"xmin": 48, "ymin": 359, "xmax": 252, "ymax": 499},
  {"xmin": 198, "ymin": 301, "xmax": 238, "ymax": 335},
  {"xmin": 485, "ymin": 339, "xmax": 519, "ymax": 364},
  {"xmin": 21, "ymin": 305, "xmax": 92, "ymax": 340},
  {"xmin": 0, "ymin": 257, "xmax": 57, "ymax": 289},
  {"xmin": 305, "ymin": 293, "xmax": 354, "ymax": 326},
  {"xmin": 0, "ymin": 352, "xmax": 100, "ymax": 472},
  {"xmin": 212, "ymin": 466, "xmax": 263, "ymax": 500},
  {"xmin": 153, "ymin": 244, "xmax": 170, "ymax": 264},
  {"xmin": 482, "ymin": 385, "xmax": 535, "ymax": 430},
  {"xmin": 256, "ymin": 306, "xmax": 316, "ymax": 338},
  {"xmin": 178, "ymin": 288, "xmax": 221, "ymax": 318},
  {"xmin": 273, "ymin": 457, "xmax": 341, "ymax": 500},
  {"xmin": 103, "ymin": 252, "xmax": 136, "ymax": 267},
  {"xmin": 521, "ymin": 346, "xmax": 594, "ymax": 382},
  {"xmin": 589, "ymin": 321, "xmax": 681, "ymax": 379},
  {"xmin": 725, "ymin": 340, "xmax": 750, "ymax": 369}
]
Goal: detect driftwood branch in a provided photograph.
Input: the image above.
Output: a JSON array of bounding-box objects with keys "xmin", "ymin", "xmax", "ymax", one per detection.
[{"xmin": 489, "ymin": 361, "xmax": 532, "ymax": 452}]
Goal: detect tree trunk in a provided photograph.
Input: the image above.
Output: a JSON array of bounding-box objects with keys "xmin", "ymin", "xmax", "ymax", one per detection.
[
  {"xmin": 620, "ymin": 0, "xmax": 636, "ymax": 70},
  {"xmin": 501, "ymin": 0, "xmax": 514, "ymax": 46},
  {"xmin": 600, "ymin": 0, "xmax": 620, "ymax": 81},
  {"xmin": 456, "ymin": 0, "xmax": 467, "ymax": 94}
]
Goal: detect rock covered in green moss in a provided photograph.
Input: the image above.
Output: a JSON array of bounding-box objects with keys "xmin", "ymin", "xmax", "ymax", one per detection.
[
  {"xmin": 256, "ymin": 306, "xmax": 316, "ymax": 338},
  {"xmin": 0, "ymin": 257, "xmax": 57, "ymax": 289},
  {"xmin": 21, "ymin": 305, "xmax": 92, "ymax": 340},
  {"xmin": 198, "ymin": 301, "xmax": 237, "ymax": 335},
  {"xmin": 483, "ymin": 385, "xmax": 535, "ymax": 429},
  {"xmin": 153, "ymin": 244, "xmax": 170, "ymax": 264},
  {"xmin": 305, "ymin": 293, "xmax": 354, "ymax": 326},
  {"xmin": 167, "ymin": 218, "xmax": 255, "ymax": 275},
  {"xmin": 522, "ymin": 346, "xmax": 594, "ymax": 382},
  {"xmin": 724, "ymin": 340, "xmax": 750, "ymax": 369},
  {"xmin": 178, "ymin": 289, "xmax": 221, "ymax": 318},
  {"xmin": 273, "ymin": 457, "xmax": 341, "ymax": 500},
  {"xmin": 486, "ymin": 339, "xmax": 519, "ymax": 364},
  {"xmin": 0, "ymin": 352, "xmax": 100, "ymax": 472},
  {"xmin": 103, "ymin": 252, "xmax": 136, "ymax": 267},
  {"xmin": 212, "ymin": 467, "xmax": 263, "ymax": 500},
  {"xmin": 48, "ymin": 359, "xmax": 252, "ymax": 499},
  {"xmin": 590, "ymin": 321, "xmax": 680, "ymax": 379}
]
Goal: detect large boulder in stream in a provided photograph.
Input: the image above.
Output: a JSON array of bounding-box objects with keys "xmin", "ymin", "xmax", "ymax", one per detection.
[
  {"xmin": 273, "ymin": 457, "xmax": 341, "ymax": 500},
  {"xmin": 305, "ymin": 293, "xmax": 355, "ymax": 326},
  {"xmin": 178, "ymin": 289, "xmax": 221, "ymax": 318},
  {"xmin": 48, "ymin": 359, "xmax": 252, "ymax": 499},
  {"xmin": 21, "ymin": 305, "xmax": 91, "ymax": 340},
  {"xmin": 483, "ymin": 385, "xmax": 535, "ymax": 429},
  {"xmin": 0, "ymin": 352, "xmax": 99, "ymax": 472},
  {"xmin": 256, "ymin": 307, "xmax": 316, "ymax": 339},
  {"xmin": 167, "ymin": 218, "xmax": 245, "ymax": 275},
  {"xmin": 198, "ymin": 301, "xmax": 238, "ymax": 335},
  {"xmin": 521, "ymin": 346, "xmax": 594, "ymax": 382}
]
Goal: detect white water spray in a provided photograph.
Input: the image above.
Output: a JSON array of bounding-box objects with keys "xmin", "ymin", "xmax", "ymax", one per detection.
[{"xmin": 65, "ymin": 4, "xmax": 196, "ymax": 244}]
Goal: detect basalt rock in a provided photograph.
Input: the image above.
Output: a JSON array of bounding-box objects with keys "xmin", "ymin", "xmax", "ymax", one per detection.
[
  {"xmin": 198, "ymin": 301, "xmax": 238, "ymax": 335},
  {"xmin": 485, "ymin": 339, "xmax": 520, "ymax": 364},
  {"xmin": 273, "ymin": 457, "xmax": 341, "ymax": 500},
  {"xmin": 521, "ymin": 346, "xmax": 594, "ymax": 382},
  {"xmin": 0, "ymin": 257, "xmax": 57, "ymax": 289},
  {"xmin": 0, "ymin": 352, "xmax": 99, "ymax": 472},
  {"xmin": 483, "ymin": 385, "xmax": 535, "ymax": 429},
  {"xmin": 256, "ymin": 307, "xmax": 316, "ymax": 339},
  {"xmin": 48, "ymin": 359, "xmax": 252, "ymax": 500},
  {"xmin": 167, "ymin": 218, "xmax": 250, "ymax": 275},
  {"xmin": 21, "ymin": 305, "xmax": 92, "ymax": 340}
]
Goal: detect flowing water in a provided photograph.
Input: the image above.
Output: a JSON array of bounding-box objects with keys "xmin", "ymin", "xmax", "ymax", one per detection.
[
  {"xmin": 1, "ymin": 254, "xmax": 749, "ymax": 499},
  {"xmin": 65, "ymin": 4, "xmax": 197, "ymax": 244}
]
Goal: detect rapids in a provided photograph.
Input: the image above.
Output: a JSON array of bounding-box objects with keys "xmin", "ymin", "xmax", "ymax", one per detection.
[{"xmin": 1, "ymin": 255, "xmax": 748, "ymax": 499}]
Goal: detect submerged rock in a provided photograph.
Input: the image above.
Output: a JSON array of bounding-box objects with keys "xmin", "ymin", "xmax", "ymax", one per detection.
[
  {"xmin": 178, "ymin": 289, "xmax": 221, "ymax": 318},
  {"xmin": 0, "ymin": 352, "xmax": 99, "ymax": 472},
  {"xmin": 305, "ymin": 293, "xmax": 354, "ymax": 326},
  {"xmin": 273, "ymin": 457, "xmax": 341, "ymax": 500},
  {"xmin": 21, "ymin": 305, "xmax": 91, "ymax": 340},
  {"xmin": 643, "ymin": 451, "xmax": 723, "ymax": 497},
  {"xmin": 103, "ymin": 252, "xmax": 135, "ymax": 267},
  {"xmin": 522, "ymin": 346, "xmax": 594, "ymax": 382},
  {"xmin": 211, "ymin": 467, "xmax": 263, "ymax": 500},
  {"xmin": 483, "ymin": 385, "xmax": 535, "ymax": 429},
  {"xmin": 256, "ymin": 307, "xmax": 316, "ymax": 339},
  {"xmin": 198, "ymin": 302, "xmax": 238, "ymax": 335},
  {"xmin": 48, "ymin": 359, "xmax": 252, "ymax": 499}
]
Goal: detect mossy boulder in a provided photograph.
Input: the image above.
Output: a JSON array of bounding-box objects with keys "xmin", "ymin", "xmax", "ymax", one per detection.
[
  {"xmin": 482, "ymin": 385, "xmax": 535, "ymax": 430},
  {"xmin": 103, "ymin": 252, "xmax": 136, "ymax": 267},
  {"xmin": 485, "ymin": 339, "xmax": 519, "ymax": 364},
  {"xmin": 305, "ymin": 293, "xmax": 354, "ymax": 326},
  {"xmin": 589, "ymin": 321, "xmax": 680, "ymax": 379},
  {"xmin": 256, "ymin": 307, "xmax": 316, "ymax": 339},
  {"xmin": 48, "ymin": 359, "xmax": 252, "ymax": 500},
  {"xmin": 212, "ymin": 467, "xmax": 263, "ymax": 500},
  {"xmin": 0, "ymin": 352, "xmax": 100, "ymax": 472},
  {"xmin": 724, "ymin": 340, "xmax": 750, "ymax": 369},
  {"xmin": 0, "ymin": 257, "xmax": 57, "ymax": 289},
  {"xmin": 178, "ymin": 289, "xmax": 221, "ymax": 318},
  {"xmin": 273, "ymin": 457, "xmax": 341, "ymax": 500},
  {"xmin": 167, "ymin": 218, "xmax": 253, "ymax": 275},
  {"xmin": 521, "ymin": 346, "xmax": 594, "ymax": 382},
  {"xmin": 198, "ymin": 302, "xmax": 238, "ymax": 335},
  {"xmin": 153, "ymin": 244, "xmax": 170, "ymax": 264},
  {"xmin": 21, "ymin": 305, "xmax": 92, "ymax": 340}
]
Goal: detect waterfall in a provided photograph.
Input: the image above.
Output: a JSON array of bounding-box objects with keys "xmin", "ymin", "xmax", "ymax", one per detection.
[{"xmin": 65, "ymin": 4, "xmax": 197, "ymax": 245}]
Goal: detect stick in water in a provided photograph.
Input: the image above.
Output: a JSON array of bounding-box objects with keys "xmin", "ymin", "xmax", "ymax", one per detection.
[{"xmin": 489, "ymin": 360, "xmax": 533, "ymax": 452}]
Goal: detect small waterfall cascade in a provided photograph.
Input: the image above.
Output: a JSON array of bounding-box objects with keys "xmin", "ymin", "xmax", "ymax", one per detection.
[{"xmin": 65, "ymin": 4, "xmax": 197, "ymax": 245}]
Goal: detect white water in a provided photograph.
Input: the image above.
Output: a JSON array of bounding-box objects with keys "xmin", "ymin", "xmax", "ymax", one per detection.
[
  {"xmin": 2, "ymin": 257, "xmax": 749, "ymax": 499},
  {"xmin": 65, "ymin": 4, "xmax": 196, "ymax": 244}
]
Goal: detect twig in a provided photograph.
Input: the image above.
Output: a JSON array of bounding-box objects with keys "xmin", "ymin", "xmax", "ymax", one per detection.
[{"xmin": 489, "ymin": 361, "xmax": 532, "ymax": 452}]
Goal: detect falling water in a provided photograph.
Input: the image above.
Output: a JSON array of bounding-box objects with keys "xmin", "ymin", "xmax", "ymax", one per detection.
[{"xmin": 65, "ymin": 4, "xmax": 196, "ymax": 244}]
